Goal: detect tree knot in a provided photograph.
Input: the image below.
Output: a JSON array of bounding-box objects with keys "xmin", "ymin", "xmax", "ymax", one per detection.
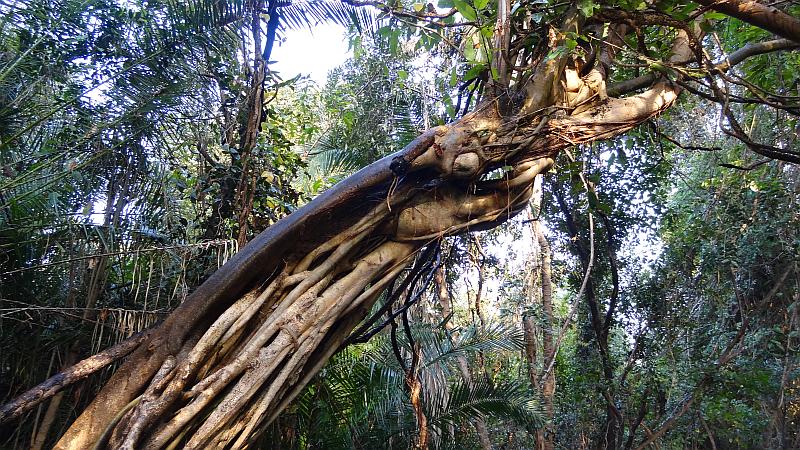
[{"xmin": 390, "ymin": 155, "xmax": 411, "ymax": 176}]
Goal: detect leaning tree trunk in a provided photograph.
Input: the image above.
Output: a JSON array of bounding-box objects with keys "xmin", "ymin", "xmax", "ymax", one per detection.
[{"xmin": 0, "ymin": 22, "xmax": 686, "ymax": 449}]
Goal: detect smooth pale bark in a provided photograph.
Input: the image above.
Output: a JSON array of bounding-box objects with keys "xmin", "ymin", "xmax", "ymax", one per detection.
[
  {"xmin": 524, "ymin": 178, "xmax": 555, "ymax": 450},
  {"xmin": 535, "ymin": 220, "xmax": 555, "ymax": 450}
]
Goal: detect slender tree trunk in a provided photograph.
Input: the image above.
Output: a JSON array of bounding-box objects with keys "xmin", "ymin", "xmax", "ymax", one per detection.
[
  {"xmin": 525, "ymin": 177, "xmax": 555, "ymax": 450},
  {"xmin": 205, "ymin": 0, "xmax": 277, "ymax": 245},
  {"xmin": 405, "ymin": 342, "xmax": 429, "ymax": 449},
  {"xmin": 30, "ymin": 167, "xmax": 128, "ymax": 448},
  {"xmin": 30, "ymin": 249, "xmax": 81, "ymax": 450},
  {"xmin": 234, "ymin": 0, "xmax": 267, "ymax": 246},
  {"xmin": 535, "ymin": 220, "xmax": 555, "ymax": 450},
  {"xmin": 30, "ymin": 264, "xmax": 109, "ymax": 449}
]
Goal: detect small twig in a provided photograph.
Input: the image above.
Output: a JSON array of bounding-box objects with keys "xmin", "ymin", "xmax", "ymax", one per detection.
[{"xmin": 718, "ymin": 159, "xmax": 771, "ymax": 171}]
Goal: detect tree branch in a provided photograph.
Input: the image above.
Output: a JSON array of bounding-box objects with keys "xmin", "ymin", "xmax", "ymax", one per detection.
[
  {"xmin": 608, "ymin": 38, "xmax": 798, "ymax": 97},
  {"xmin": 716, "ymin": 38, "xmax": 799, "ymax": 70},
  {"xmin": 0, "ymin": 331, "xmax": 147, "ymax": 422},
  {"xmin": 693, "ymin": 0, "xmax": 800, "ymax": 43}
]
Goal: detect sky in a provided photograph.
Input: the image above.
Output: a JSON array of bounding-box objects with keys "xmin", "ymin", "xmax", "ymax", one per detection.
[
  {"xmin": 86, "ymin": 25, "xmax": 351, "ymax": 226},
  {"xmin": 270, "ymin": 25, "xmax": 352, "ymax": 85}
]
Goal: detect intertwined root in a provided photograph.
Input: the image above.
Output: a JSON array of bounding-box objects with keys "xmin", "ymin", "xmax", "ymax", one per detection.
[
  {"xmin": 108, "ymin": 201, "xmax": 414, "ymax": 449},
  {"xmin": 93, "ymin": 157, "xmax": 556, "ymax": 449}
]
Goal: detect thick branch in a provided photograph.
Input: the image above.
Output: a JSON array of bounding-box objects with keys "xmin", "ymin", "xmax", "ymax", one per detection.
[
  {"xmin": 716, "ymin": 38, "xmax": 799, "ymax": 70},
  {"xmin": 693, "ymin": 0, "xmax": 800, "ymax": 43}
]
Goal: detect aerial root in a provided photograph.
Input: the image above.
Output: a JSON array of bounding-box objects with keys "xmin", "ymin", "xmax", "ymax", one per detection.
[
  {"xmin": 111, "ymin": 201, "xmax": 410, "ymax": 449},
  {"xmin": 117, "ymin": 356, "xmax": 176, "ymax": 450},
  {"xmin": 294, "ymin": 199, "xmax": 393, "ymax": 272},
  {"xmin": 179, "ymin": 240, "xmax": 417, "ymax": 449},
  {"xmin": 223, "ymin": 243, "xmax": 416, "ymax": 450},
  {"xmin": 101, "ymin": 155, "xmax": 551, "ymax": 448}
]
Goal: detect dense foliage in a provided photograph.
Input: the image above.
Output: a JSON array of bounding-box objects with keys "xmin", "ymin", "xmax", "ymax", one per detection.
[{"xmin": 1, "ymin": 0, "xmax": 798, "ymax": 449}]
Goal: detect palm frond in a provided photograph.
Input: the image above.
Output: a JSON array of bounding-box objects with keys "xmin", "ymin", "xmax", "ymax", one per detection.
[
  {"xmin": 162, "ymin": 0, "xmax": 247, "ymax": 39},
  {"xmin": 292, "ymin": 319, "xmax": 539, "ymax": 448},
  {"xmin": 419, "ymin": 322, "xmax": 526, "ymax": 369},
  {"xmin": 433, "ymin": 379, "xmax": 545, "ymax": 431},
  {"xmin": 280, "ymin": 0, "xmax": 374, "ymax": 34}
]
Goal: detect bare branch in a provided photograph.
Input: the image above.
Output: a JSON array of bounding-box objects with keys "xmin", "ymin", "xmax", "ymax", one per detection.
[
  {"xmin": 719, "ymin": 159, "xmax": 772, "ymax": 170},
  {"xmin": 0, "ymin": 331, "xmax": 147, "ymax": 423},
  {"xmin": 693, "ymin": 0, "xmax": 800, "ymax": 43},
  {"xmin": 717, "ymin": 38, "xmax": 799, "ymax": 70}
]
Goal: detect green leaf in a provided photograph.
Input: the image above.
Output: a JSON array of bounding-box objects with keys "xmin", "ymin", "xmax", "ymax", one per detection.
[
  {"xmin": 474, "ymin": 0, "xmax": 489, "ymax": 10},
  {"xmin": 543, "ymin": 46, "xmax": 567, "ymax": 62},
  {"xmin": 578, "ymin": 0, "xmax": 596, "ymax": 17},
  {"xmin": 465, "ymin": 63, "xmax": 485, "ymax": 80},
  {"xmin": 453, "ymin": 0, "xmax": 477, "ymax": 21},
  {"xmin": 675, "ymin": 2, "xmax": 700, "ymax": 19},
  {"xmin": 566, "ymin": 38, "xmax": 577, "ymax": 50},
  {"xmin": 704, "ymin": 12, "xmax": 728, "ymax": 21},
  {"xmin": 388, "ymin": 28, "xmax": 399, "ymax": 54},
  {"xmin": 443, "ymin": 93, "xmax": 456, "ymax": 118},
  {"xmin": 617, "ymin": 148, "xmax": 628, "ymax": 165},
  {"xmin": 588, "ymin": 192, "xmax": 612, "ymax": 215}
]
